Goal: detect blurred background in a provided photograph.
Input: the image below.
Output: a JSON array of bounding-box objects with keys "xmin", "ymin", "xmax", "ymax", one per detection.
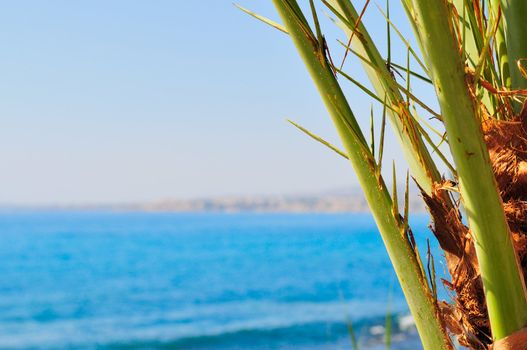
[{"xmin": 0, "ymin": 1, "xmax": 442, "ymax": 349}]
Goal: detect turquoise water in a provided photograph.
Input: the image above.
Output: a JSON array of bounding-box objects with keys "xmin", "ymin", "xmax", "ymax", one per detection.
[{"xmin": 0, "ymin": 213, "xmax": 440, "ymax": 349}]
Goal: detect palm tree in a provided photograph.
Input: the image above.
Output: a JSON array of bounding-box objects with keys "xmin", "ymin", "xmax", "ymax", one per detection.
[{"xmin": 241, "ymin": 1, "xmax": 527, "ymax": 348}]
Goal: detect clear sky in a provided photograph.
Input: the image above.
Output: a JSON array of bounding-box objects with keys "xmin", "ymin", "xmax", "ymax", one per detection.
[{"xmin": 0, "ymin": 1, "xmax": 436, "ymax": 205}]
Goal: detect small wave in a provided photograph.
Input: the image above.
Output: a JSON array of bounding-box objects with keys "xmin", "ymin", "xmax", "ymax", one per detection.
[
  {"xmin": 93, "ymin": 315, "xmax": 414, "ymax": 350},
  {"xmin": 0, "ymin": 301, "xmax": 415, "ymax": 349}
]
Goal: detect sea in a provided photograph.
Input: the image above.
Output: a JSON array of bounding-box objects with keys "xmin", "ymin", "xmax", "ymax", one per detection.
[{"xmin": 0, "ymin": 212, "xmax": 446, "ymax": 349}]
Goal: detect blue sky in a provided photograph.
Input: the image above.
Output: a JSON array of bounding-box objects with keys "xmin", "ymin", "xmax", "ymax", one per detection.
[{"xmin": 0, "ymin": 1, "xmax": 435, "ymax": 204}]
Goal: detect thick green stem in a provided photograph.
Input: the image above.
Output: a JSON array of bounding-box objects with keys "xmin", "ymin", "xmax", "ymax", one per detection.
[
  {"xmin": 272, "ymin": 1, "xmax": 452, "ymax": 349},
  {"xmin": 404, "ymin": 0, "xmax": 527, "ymax": 340}
]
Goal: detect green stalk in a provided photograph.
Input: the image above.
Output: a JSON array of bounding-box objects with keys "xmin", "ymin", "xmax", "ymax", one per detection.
[
  {"xmin": 490, "ymin": 0, "xmax": 511, "ymax": 88},
  {"xmin": 452, "ymin": 0, "xmax": 479, "ymax": 66},
  {"xmin": 403, "ymin": 0, "xmax": 527, "ymax": 340},
  {"xmin": 452, "ymin": 0, "xmax": 496, "ymax": 114},
  {"xmin": 326, "ymin": 0, "xmax": 440, "ymax": 195},
  {"xmin": 500, "ymin": 0, "xmax": 527, "ymax": 94},
  {"xmin": 271, "ymin": 1, "xmax": 451, "ymax": 348}
]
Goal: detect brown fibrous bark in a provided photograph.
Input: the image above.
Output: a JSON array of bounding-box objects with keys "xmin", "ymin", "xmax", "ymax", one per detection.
[{"xmin": 421, "ymin": 110, "xmax": 527, "ymax": 349}]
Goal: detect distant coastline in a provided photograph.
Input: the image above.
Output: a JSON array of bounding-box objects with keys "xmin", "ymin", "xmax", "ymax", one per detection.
[
  {"xmin": 0, "ymin": 188, "xmax": 427, "ymax": 213},
  {"xmin": 134, "ymin": 193, "xmax": 426, "ymax": 213}
]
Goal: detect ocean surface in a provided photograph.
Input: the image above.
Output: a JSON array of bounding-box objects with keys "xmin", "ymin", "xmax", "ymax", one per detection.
[{"xmin": 0, "ymin": 212, "xmax": 445, "ymax": 350}]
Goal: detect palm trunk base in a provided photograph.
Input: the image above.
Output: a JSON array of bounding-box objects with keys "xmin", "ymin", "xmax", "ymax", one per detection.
[
  {"xmin": 421, "ymin": 110, "xmax": 527, "ymax": 349},
  {"xmin": 422, "ymin": 187, "xmax": 489, "ymax": 349}
]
